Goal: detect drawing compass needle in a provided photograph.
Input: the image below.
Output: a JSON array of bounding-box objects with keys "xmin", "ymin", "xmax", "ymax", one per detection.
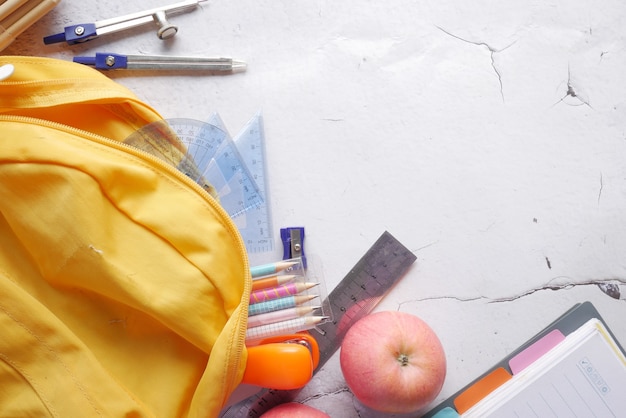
[{"xmin": 44, "ymin": 0, "xmax": 208, "ymax": 45}]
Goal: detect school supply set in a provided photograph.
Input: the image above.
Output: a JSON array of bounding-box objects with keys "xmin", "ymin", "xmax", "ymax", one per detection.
[
  {"xmin": 109, "ymin": 114, "xmax": 276, "ymax": 399},
  {"xmin": 0, "ymin": 55, "xmax": 285, "ymax": 417},
  {"xmin": 221, "ymin": 231, "xmax": 418, "ymax": 417},
  {"xmin": 237, "ymin": 257, "xmax": 330, "ymax": 391},
  {"xmin": 424, "ymin": 301, "xmax": 626, "ymax": 417},
  {"xmin": 0, "ymin": 0, "xmax": 60, "ymax": 51}
]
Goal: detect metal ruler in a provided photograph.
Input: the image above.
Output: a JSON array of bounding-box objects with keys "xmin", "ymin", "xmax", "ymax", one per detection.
[
  {"xmin": 219, "ymin": 231, "xmax": 417, "ymax": 417},
  {"xmin": 125, "ymin": 118, "xmax": 263, "ymax": 218}
]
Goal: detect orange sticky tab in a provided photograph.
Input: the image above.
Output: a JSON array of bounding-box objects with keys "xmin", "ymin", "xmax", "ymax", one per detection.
[{"xmin": 453, "ymin": 367, "xmax": 512, "ymax": 414}]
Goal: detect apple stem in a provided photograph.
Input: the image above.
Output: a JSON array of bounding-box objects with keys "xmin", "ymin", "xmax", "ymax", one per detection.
[{"xmin": 397, "ymin": 353, "xmax": 410, "ymax": 367}]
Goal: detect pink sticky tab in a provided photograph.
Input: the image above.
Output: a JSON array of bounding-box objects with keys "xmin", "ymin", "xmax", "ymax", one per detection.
[{"xmin": 509, "ymin": 329, "xmax": 565, "ymax": 374}]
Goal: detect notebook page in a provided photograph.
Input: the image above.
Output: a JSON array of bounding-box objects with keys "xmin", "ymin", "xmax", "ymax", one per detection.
[{"xmin": 463, "ymin": 319, "xmax": 626, "ymax": 417}]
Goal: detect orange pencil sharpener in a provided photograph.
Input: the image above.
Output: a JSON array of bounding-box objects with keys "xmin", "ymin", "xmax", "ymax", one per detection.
[{"xmin": 242, "ymin": 333, "xmax": 320, "ymax": 390}]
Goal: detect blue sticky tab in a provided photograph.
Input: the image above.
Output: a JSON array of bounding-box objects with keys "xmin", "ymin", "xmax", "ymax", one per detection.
[{"xmin": 432, "ymin": 407, "xmax": 461, "ymax": 418}]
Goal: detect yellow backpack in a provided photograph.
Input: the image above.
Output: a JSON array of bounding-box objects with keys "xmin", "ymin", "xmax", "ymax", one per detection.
[{"xmin": 0, "ymin": 56, "xmax": 250, "ymax": 417}]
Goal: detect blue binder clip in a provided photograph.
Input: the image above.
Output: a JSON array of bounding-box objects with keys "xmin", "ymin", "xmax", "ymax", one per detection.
[{"xmin": 281, "ymin": 227, "xmax": 306, "ymax": 268}]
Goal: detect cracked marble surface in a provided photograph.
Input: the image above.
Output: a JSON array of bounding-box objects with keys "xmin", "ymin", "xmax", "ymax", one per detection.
[{"xmin": 4, "ymin": 0, "xmax": 626, "ymax": 416}]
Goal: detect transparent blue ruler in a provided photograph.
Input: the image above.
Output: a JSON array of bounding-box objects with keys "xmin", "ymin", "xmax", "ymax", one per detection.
[
  {"xmin": 207, "ymin": 112, "xmax": 274, "ymax": 255},
  {"xmin": 231, "ymin": 112, "xmax": 274, "ymax": 254}
]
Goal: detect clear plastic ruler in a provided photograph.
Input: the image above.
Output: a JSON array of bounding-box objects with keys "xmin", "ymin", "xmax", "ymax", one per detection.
[
  {"xmin": 208, "ymin": 112, "xmax": 274, "ymax": 255},
  {"xmin": 232, "ymin": 112, "xmax": 274, "ymax": 254},
  {"xmin": 124, "ymin": 118, "xmax": 263, "ymax": 218},
  {"xmin": 219, "ymin": 231, "xmax": 417, "ymax": 417}
]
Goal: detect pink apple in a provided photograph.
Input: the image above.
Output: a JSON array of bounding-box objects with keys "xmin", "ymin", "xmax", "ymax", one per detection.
[
  {"xmin": 260, "ymin": 402, "xmax": 330, "ymax": 417},
  {"xmin": 340, "ymin": 311, "xmax": 446, "ymax": 414}
]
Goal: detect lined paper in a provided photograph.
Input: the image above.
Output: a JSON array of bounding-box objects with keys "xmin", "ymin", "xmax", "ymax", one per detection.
[{"xmin": 464, "ymin": 319, "xmax": 626, "ymax": 417}]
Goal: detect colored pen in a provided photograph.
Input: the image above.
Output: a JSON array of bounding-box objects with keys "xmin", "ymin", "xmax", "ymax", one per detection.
[
  {"xmin": 249, "ymin": 282, "xmax": 318, "ymax": 305},
  {"xmin": 248, "ymin": 295, "xmax": 318, "ymax": 317},
  {"xmin": 246, "ymin": 316, "xmax": 329, "ymax": 342},
  {"xmin": 250, "ymin": 261, "xmax": 298, "ymax": 278},
  {"xmin": 247, "ymin": 305, "xmax": 320, "ymax": 329},
  {"xmin": 251, "ymin": 274, "xmax": 297, "ymax": 291}
]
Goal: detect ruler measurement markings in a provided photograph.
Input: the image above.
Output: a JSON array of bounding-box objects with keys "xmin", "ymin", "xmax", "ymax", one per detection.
[
  {"xmin": 206, "ymin": 111, "xmax": 273, "ymax": 253},
  {"xmin": 209, "ymin": 138, "xmax": 263, "ymax": 217},
  {"xmin": 232, "ymin": 112, "xmax": 274, "ymax": 254},
  {"xmin": 315, "ymin": 237, "xmax": 415, "ymax": 368},
  {"xmin": 178, "ymin": 121, "xmax": 263, "ymax": 217}
]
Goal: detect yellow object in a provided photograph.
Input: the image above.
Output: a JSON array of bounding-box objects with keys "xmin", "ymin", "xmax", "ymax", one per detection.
[{"xmin": 0, "ymin": 56, "xmax": 251, "ymax": 417}]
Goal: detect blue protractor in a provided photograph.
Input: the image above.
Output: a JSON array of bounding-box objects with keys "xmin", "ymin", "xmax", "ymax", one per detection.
[{"xmin": 124, "ymin": 118, "xmax": 263, "ymax": 218}]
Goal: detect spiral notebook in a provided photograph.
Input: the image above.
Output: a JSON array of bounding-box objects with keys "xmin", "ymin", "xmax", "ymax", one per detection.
[{"xmin": 424, "ymin": 301, "xmax": 626, "ymax": 417}]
